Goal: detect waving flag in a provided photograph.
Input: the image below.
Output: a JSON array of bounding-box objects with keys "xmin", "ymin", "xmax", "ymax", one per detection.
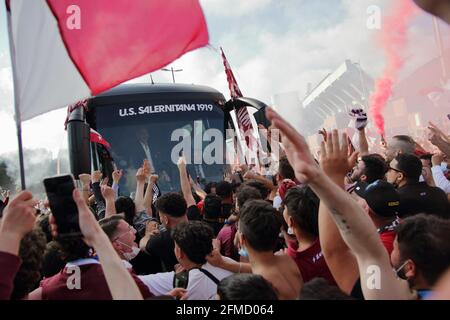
[
  {"xmin": 6, "ymin": 0, "xmax": 209, "ymax": 121},
  {"xmin": 90, "ymin": 129, "xmax": 111, "ymax": 149},
  {"xmin": 220, "ymin": 48, "xmax": 255, "ymax": 151}
]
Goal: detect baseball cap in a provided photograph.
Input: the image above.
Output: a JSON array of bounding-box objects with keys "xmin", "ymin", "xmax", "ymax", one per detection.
[{"xmin": 354, "ymin": 180, "xmax": 400, "ymax": 218}]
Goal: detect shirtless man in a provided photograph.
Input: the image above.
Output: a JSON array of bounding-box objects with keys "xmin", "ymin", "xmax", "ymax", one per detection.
[{"xmin": 208, "ymin": 199, "xmax": 303, "ymax": 299}]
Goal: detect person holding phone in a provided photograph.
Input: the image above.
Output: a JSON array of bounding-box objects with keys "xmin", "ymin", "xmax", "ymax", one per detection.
[{"xmin": 28, "ymin": 176, "xmax": 151, "ymax": 300}]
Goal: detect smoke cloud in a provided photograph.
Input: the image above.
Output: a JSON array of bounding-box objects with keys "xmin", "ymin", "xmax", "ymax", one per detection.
[{"xmin": 369, "ymin": 0, "xmax": 417, "ymax": 136}]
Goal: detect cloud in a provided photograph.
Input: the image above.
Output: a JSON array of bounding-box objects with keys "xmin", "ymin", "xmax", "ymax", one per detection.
[{"xmin": 201, "ymin": 0, "xmax": 273, "ymax": 17}]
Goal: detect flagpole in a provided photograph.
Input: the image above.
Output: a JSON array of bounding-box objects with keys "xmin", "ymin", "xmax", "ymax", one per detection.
[{"xmin": 7, "ymin": 6, "xmax": 26, "ymax": 190}]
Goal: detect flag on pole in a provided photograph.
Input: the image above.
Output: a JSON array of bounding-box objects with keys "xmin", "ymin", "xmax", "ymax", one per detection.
[
  {"xmin": 90, "ymin": 128, "xmax": 111, "ymax": 149},
  {"xmin": 6, "ymin": 0, "xmax": 209, "ymax": 121},
  {"xmin": 220, "ymin": 47, "xmax": 255, "ymax": 151}
]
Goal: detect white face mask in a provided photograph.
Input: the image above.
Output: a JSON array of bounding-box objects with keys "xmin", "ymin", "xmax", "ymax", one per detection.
[
  {"xmin": 117, "ymin": 241, "xmax": 140, "ymax": 261},
  {"xmin": 441, "ymin": 162, "xmax": 449, "ymax": 172}
]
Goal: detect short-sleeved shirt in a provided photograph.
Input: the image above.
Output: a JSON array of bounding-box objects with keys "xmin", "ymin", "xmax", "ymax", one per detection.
[
  {"xmin": 397, "ymin": 182, "xmax": 449, "ymax": 219},
  {"xmin": 139, "ymin": 261, "xmax": 233, "ymax": 300},
  {"xmin": 144, "ymin": 229, "xmax": 177, "ymax": 272},
  {"xmin": 216, "ymin": 223, "xmax": 239, "ymax": 261},
  {"xmin": 286, "ymin": 239, "xmax": 336, "ymax": 285}
]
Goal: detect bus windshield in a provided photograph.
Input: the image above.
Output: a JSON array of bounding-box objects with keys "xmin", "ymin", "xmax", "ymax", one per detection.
[{"xmin": 92, "ymin": 86, "xmax": 226, "ymax": 196}]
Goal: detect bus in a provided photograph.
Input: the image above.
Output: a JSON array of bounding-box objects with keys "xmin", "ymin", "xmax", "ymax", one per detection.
[{"xmin": 66, "ymin": 83, "xmax": 268, "ymax": 196}]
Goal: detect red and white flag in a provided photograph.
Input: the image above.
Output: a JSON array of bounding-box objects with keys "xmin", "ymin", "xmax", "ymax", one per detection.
[
  {"xmin": 220, "ymin": 47, "xmax": 255, "ymax": 151},
  {"xmin": 90, "ymin": 128, "xmax": 110, "ymax": 149},
  {"xmin": 6, "ymin": 0, "xmax": 209, "ymax": 121}
]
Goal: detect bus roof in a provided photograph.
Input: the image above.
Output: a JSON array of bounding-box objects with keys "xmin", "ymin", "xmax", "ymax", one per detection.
[{"xmin": 94, "ymin": 83, "xmax": 224, "ymax": 98}]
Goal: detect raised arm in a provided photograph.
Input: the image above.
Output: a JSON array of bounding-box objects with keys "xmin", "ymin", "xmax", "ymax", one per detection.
[
  {"xmin": 266, "ymin": 108, "xmax": 412, "ymax": 300},
  {"xmin": 134, "ymin": 166, "xmax": 147, "ymax": 212},
  {"xmin": 62, "ymin": 190, "xmax": 143, "ymax": 300},
  {"xmin": 177, "ymin": 156, "xmax": 196, "ymax": 208},
  {"xmin": 142, "ymin": 174, "xmax": 158, "ymax": 216},
  {"xmin": 79, "ymin": 174, "xmax": 92, "ymax": 204},
  {"xmin": 101, "ymin": 185, "xmax": 117, "ymax": 218},
  {"xmin": 0, "ymin": 191, "xmax": 37, "ymax": 299},
  {"xmin": 111, "ymin": 169, "xmax": 123, "ymax": 198},
  {"xmin": 318, "ymin": 133, "xmax": 362, "ymax": 294}
]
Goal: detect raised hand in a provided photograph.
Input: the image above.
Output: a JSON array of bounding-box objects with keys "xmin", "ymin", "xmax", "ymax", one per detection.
[
  {"xmin": 78, "ymin": 173, "xmax": 91, "ymax": 186},
  {"xmin": 0, "ymin": 191, "xmax": 38, "ymax": 240},
  {"xmin": 266, "ymin": 107, "xmax": 319, "ymax": 184},
  {"xmin": 91, "ymin": 170, "xmax": 102, "ymax": 184},
  {"xmin": 112, "ymin": 169, "xmax": 123, "ymax": 184},
  {"xmin": 143, "ymin": 159, "xmax": 152, "ymax": 176},
  {"xmin": 320, "ymin": 130, "xmax": 359, "ymax": 180},
  {"xmin": 349, "ymin": 108, "xmax": 368, "ymax": 130},
  {"xmin": 136, "ymin": 167, "xmax": 147, "ymax": 183},
  {"xmin": 101, "ymin": 185, "xmax": 115, "ymax": 200}
]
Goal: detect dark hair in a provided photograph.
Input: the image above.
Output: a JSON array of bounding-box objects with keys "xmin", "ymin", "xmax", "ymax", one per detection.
[
  {"xmin": 361, "ymin": 154, "xmax": 387, "ymax": 184},
  {"xmin": 216, "ymin": 181, "xmax": 233, "ymax": 199},
  {"xmin": 299, "ymin": 278, "xmax": 354, "ymax": 300},
  {"xmin": 99, "ymin": 215, "xmax": 125, "ymax": 240},
  {"xmin": 42, "ymin": 241, "xmax": 66, "ymax": 278},
  {"xmin": 236, "ymin": 186, "xmax": 262, "ymax": 209},
  {"xmin": 204, "ymin": 182, "xmax": 217, "ymax": 194},
  {"xmin": 278, "ymin": 156, "xmax": 295, "ymax": 180},
  {"xmin": 419, "ymin": 154, "xmax": 433, "ymax": 162},
  {"xmin": 11, "ymin": 229, "xmax": 47, "ymax": 299},
  {"xmin": 192, "ymin": 192, "xmax": 202, "ymax": 204},
  {"xmin": 56, "ymin": 237, "xmax": 91, "ymax": 263},
  {"xmin": 156, "ymin": 192, "xmax": 187, "ymax": 217},
  {"xmin": 218, "ymin": 274, "xmax": 278, "ymax": 300},
  {"xmin": 393, "ymin": 135, "xmax": 416, "ymax": 145},
  {"xmin": 239, "ymin": 200, "xmax": 282, "ymax": 251},
  {"xmin": 203, "ymin": 194, "xmax": 223, "ymax": 219},
  {"xmin": 283, "ymin": 186, "xmax": 320, "ymax": 237},
  {"xmin": 243, "ymin": 180, "xmax": 270, "ymax": 200},
  {"xmin": 396, "ymin": 214, "xmax": 450, "ymax": 286},
  {"xmin": 395, "ymin": 154, "xmax": 422, "ymax": 182},
  {"xmin": 171, "ymin": 221, "xmax": 214, "ymax": 264},
  {"xmin": 115, "ymin": 196, "xmax": 135, "ymax": 225},
  {"xmin": 37, "ymin": 213, "xmax": 53, "ymax": 243}
]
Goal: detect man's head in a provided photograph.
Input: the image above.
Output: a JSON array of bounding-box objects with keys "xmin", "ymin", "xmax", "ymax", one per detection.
[
  {"xmin": 243, "ymin": 180, "xmax": 271, "ymax": 200},
  {"xmin": 239, "ymin": 200, "xmax": 282, "ymax": 253},
  {"xmin": 354, "ymin": 180, "xmax": 400, "ymax": 222},
  {"xmin": 386, "ymin": 154, "xmax": 422, "ymax": 187},
  {"xmin": 235, "ymin": 186, "xmax": 262, "ymax": 213},
  {"xmin": 115, "ymin": 196, "xmax": 136, "ymax": 226},
  {"xmin": 350, "ymin": 154, "xmax": 387, "ymax": 184},
  {"xmin": 172, "ymin": 221, "xmax": 214, "ymax": 267},
  {"xmin": 204, "ymin": 182, "xmax": 217, "ymax": 195},
  {"xmin": 283, "ymin": 186, "xmax": 320, "ymax": 238},
  {"xmin": 155, "ymin": 192, "xmax": 187, "ymax": 228},
  {"xmin": 203, "ymin": 194, "xmax": 223, "ymax": 220},
  {"xmin": 277, "ymin": 156, "xmax": 295, "ymax": 182},
  {"xmin": 390, "ymin": 214, "xmax": 450, "ymax": 289},
  {"xmin": 100, "ymin": 215, "xmax": 138, "ymax": 261},
  {"xmin": 136, "ymin": 127, "xmax": 149, "ymax": 144},
  {"xmin": 385, "ymin": 135, "xmax": 416, "ymax": 162},
  {"xmin": 215, "ymin": 181, "xmax": 233, "ymax": 202},
  {"xmin": 217, "ymin": 274, "xmax": 278, "ymax": 300}
]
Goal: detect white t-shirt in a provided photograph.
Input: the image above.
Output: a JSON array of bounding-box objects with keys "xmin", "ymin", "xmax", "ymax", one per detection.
[{"xmin": 139, "ymin": 260, "xmax": 234, "ymax": 300}]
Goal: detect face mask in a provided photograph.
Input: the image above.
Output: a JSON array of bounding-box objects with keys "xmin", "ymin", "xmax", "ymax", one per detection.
[
  {"xmin": 118, "ymin": 241, "xmax": 140, "ymax": 261},
  {"xmin": 394, "ymin": 260, "xmax": 409, "ymax": 280},
  {"xmin": 238, "ymin": 246, "xmax": 249, "ymax": 258},
  {"xmin": 441, "ymin": 162, "xmax": 449, "ymax": 172}
]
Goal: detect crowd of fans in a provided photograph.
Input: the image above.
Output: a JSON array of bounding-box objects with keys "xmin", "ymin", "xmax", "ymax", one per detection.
[{"xmin": 0, "ymin": 106, "xmax": 449, "ymax": 301}]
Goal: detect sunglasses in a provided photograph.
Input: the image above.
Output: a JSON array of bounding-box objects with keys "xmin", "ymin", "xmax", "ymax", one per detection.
[{"xmin": 388, "ymin": 166, "xmax": 403, "ymax": 174}]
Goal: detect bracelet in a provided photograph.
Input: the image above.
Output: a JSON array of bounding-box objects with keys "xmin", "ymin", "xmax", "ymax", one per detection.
[{"xmin": 238, "ymin": 262, "xmax": 242, "ymax": 274}]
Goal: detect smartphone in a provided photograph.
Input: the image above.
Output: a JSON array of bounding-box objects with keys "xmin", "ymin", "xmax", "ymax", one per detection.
[
  {"xmin": 43, "ymin": 174, "xmax": 81, "ymax": 237},
  {"xmin": 173, "ymin": 271, "xmax": 189, "ymax": 289}
]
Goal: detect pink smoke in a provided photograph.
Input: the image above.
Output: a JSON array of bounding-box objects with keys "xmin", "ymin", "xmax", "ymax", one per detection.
[{"xmin": 369, "ymin": 0, "xmax": 417, "ymax": 136}]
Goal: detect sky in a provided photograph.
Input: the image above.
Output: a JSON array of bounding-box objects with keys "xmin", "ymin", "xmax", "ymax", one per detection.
[{"xmin": 0, "ymin": 0, "xmax": 449, "ymax": 160}]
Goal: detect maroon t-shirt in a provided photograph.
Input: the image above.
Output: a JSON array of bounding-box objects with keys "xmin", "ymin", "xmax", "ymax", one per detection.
[
  {"xmin": 287, "ymin": 239, "xmax": 336, "ymax": 285},
  {"xmin": 217, "ymin": 223, "xmax": 239, "ymax": 261},
  {"xmin": 0, "ymin": 251, "xmax": 21, "ymax": 300},
  {"xmin": 40, "ymin": 261, "xmax": 152, "ymax": 300}
]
